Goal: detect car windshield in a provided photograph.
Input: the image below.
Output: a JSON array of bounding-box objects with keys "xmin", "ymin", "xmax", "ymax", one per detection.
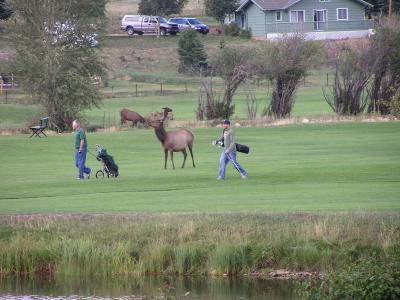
[
  {"xmin": 158, "ymin": 17, "xmax": 168, "ymax": 23},
  {"xmin": 188, "ymin": 19, "xmax": 202, "ymax": 25}
]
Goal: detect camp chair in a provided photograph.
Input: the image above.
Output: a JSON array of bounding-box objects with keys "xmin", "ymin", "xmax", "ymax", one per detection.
[{"xmin": 29, "ymin": 117, "xmax": 49, "ymax": 138}]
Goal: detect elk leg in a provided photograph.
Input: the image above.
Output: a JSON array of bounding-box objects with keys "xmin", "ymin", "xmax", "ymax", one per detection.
[
  {"xmin": 170, "ymin": 151, "xmax": 175, "ymax": 169},
  {"xmin": 164, "ymin": 149, "xmax": 168, "ymax": 169},
  {"xmin": 181, "ymin": 149, "xmax": 187, "ymax": 168},
  {"xmin": 188, "ymin": 145, "xmax": 195, "ymax": 167}
]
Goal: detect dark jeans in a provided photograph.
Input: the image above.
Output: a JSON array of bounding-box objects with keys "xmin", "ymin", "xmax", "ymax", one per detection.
[{"xmin": 75, "ymin": 148, "xmax": 91, "ymax": 179}]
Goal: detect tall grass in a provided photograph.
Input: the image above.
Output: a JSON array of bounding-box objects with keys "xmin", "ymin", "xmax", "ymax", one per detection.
[
  {"xmin": 0, "ymin": 213, "xmax": 398, "ymax": 279},
  {"xmin": 210, "ymin": 244, "xmax": 252, "ymax": 275},
  {"xmin": 174, "ymin": 244, "xmax": 205, "ymax": 275}
]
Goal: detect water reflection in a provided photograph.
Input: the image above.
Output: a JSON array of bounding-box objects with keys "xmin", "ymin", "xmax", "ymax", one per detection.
[{"xmin": 0, "ymin": 276, "xmax": 297, "ymax": 299}]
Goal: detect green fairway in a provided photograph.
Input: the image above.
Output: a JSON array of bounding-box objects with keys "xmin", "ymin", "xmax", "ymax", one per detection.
[{"xmin": 0, "ymin": 122, "xmax": 399, "ymax": 213}]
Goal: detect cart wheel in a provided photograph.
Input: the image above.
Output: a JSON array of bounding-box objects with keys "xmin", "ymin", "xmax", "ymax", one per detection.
[
  {"xmin": 95, "ymin": 170, "xmax": 104, "ymax": 178},
  {"xmin": 104, "ymin": 169, "xmax": 110, "ymax": 178}
]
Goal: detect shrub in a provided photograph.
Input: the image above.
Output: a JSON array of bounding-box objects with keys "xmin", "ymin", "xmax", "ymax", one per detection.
[
  {"xmin": 299, "ymin": 256, "xmax": 400, "ymax": 300},
  {"xmin": 323, "ymin": 44, "xmax": 371, "ymax": 116},
  {"xmin": 257, "ymin": 35, "xmax": 321, "ymax": 118},
  {"xmin": 367, "ymin": 16, "xmax": 400, "ymax": 114},
  {"xmin": 390, "ymin": 92, "xmax": 400, "ymax": 117},
  {"xmin": 224, "ymin": 22, "xmax": 240, "ymax": 36},
  {"xmin": 240, "ymin": 28, "xmax": 252, "ymax": 39}
]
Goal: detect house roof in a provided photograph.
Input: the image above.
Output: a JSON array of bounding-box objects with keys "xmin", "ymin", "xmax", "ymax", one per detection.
[{"xmin": 236, "ymin": 0, "xmax": 373, "ymax": 12}]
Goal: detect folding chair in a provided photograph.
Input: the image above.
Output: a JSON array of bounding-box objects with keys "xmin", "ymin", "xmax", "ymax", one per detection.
[{"xmin": 29, "ymin": 117, "xmax": 49, "ymax": 138}]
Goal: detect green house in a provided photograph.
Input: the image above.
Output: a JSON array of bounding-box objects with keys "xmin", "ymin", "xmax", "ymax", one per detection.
[{"xmin": 235, "ymin": 0, "xmax": 374, "ymax": 40}]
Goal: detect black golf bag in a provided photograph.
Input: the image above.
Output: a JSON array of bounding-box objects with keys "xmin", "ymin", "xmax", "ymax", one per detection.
[{"xmin": 96, "ymin": 146, "xmax": 119, "ymax": 177}]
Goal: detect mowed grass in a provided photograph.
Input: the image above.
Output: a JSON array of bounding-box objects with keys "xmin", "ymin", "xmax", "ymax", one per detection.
[{"xmin": 0, "ymin": 122, "xmax": 399, "ymax": 213}]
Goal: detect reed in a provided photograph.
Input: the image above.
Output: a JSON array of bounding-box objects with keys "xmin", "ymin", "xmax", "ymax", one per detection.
[
  {"xmin": 174, "ymin": 244, "xmax": 205, "ymax": 275},
  {"xmin": 0, "ymin": 213, "xmax": 398, "ymax": 278},
  {"xmin": 210, "ymin": 244, "xmax": 252, "ymax": 275}
]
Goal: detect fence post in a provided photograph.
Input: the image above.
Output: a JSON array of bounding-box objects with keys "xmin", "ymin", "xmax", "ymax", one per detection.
[
  {"xmin": 103, "ymin": 112, "xmax": 106, "ymax": 128},
  {"xmin": 5, "ymin": 90, "xmax": 8, "ymax": 104},
  {"xmin": 185, "ymin": 82, "xmax": 188, "ymax": 93},
  {"xmin": 160, "ymin": 82, "xmax": 163, "ymax": 95},
  {"xmin": 326, "ymin": 73, "xmax": 329, "ymax": 86},
  {"xmin": 111, "ymin": 85, "xmax": 114, "ymax": 98},
  {"xmin": 136, "ymin": 84, "xmax": 138, "ymax": 97}
]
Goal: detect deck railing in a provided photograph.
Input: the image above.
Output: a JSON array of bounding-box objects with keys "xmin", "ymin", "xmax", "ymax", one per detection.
[{"xmin": 265, "ymin": 19, "xmax": 375, "ymax": 34}]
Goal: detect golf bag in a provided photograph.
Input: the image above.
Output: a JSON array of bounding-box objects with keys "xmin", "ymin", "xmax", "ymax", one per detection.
[
  {"xmin": 215, "ymin": 137, "xmax": 250, "ymax": 154},
  {"xmin": 96, "ymin": 147, "xmax": 119, "ymax": 177}
]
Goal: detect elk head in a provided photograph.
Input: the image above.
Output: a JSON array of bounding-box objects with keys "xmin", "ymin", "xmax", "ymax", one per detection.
[{"xmin": 162, "ymin": 107, "xmax": 173, "ymax": 120}]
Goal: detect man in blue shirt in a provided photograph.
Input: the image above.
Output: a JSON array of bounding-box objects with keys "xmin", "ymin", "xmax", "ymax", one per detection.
[{"xmin": 72, "ymin": 120, "xmax": 91, "ymax": 180}]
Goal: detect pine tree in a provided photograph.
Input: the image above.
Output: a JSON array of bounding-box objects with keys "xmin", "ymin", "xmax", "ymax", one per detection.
[
  {"xmin": 177, "ymin": 30, "xmax": 208, "ymax": 74},
  {"xmin": 368, "ymin": 0, "xmax": 400, "ymax": 15},
  {"xmin": 138, "ymin": 0, "xmax": 188, "ymax": 16},
  {"xmin": 0, "ymin": 0, "xmax": 12, "ymax": 20}
]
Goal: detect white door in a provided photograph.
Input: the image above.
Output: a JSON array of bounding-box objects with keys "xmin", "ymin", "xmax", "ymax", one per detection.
[{"xmin": 314, "ymin": 10, "xmax": 327, "ymax": 30}]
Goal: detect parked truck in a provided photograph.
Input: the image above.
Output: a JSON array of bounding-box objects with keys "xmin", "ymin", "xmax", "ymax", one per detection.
[{"xmin": 121, "ymin": 15, "xmax": 179, "ymax": 36}]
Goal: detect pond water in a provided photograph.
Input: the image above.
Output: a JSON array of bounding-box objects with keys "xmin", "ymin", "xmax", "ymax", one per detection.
[{"xmin": 0, "ymin": 276, "xmax": 298, "ymax": 300}]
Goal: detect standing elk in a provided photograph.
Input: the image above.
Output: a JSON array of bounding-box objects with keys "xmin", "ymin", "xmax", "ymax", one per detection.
[
  {"xmin": 147, "ymin": 107, "xmax": 195, "ymax": 169},
  {"xmin": 120, "ymin": 108, "xmax": 146, "ymax": 127}
]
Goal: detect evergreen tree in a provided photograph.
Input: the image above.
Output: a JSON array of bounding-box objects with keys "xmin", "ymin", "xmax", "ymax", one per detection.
[
  {"xmin": 0, "ymin": 0, "xmax": 12, "ymax": 20},
  {"xmin": 138, "ymin": 0, "xmax": 188, "ymax": 16},
  {"xmin": 368, "ymin": 0, "xmax": 400, "ymax": 15},
  {"xmin": 178, "ymin": 30, "xmax": 208, "ymax": 74}
]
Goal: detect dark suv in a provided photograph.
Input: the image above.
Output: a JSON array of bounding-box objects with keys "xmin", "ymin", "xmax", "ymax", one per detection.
[{"xmin": 168, "ymin": 17, "xmax": 209, "ymax": 34}]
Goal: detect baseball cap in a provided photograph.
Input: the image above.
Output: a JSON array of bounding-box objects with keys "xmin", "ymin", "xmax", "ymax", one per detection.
[{"xmin": 222, "ymin": 119, "xmax": 230, "ymax": 125}]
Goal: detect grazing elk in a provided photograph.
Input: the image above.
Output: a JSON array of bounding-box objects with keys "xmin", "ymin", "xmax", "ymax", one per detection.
[
  {"xmin": 147, "ymin": 107, "xmax": 195, "ymax": 169},
  {"xmin": 120, "ymin": 108, "xmax": 146, "ymax": 127}
]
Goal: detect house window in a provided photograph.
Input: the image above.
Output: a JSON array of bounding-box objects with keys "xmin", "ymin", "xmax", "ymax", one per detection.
[
  {"xmin": 314, "ymin": 9, "xmax": 327, "ymax": 30},
  {"xmin": 337, "ymin": 8, "xmax": 348, "ymax": 21},
  {"xmin": 290, "ymin": 10, "xmax": 305, "ymax": 23},
  {"xmin": 276, "ymin": 11, "xmax": 282, "ymax": 21}
]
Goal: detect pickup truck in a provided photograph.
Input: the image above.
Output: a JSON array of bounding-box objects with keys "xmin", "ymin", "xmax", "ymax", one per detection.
[{"xmin": 121, "ymin": 15, "xmax": 179, "ymax": 36}]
